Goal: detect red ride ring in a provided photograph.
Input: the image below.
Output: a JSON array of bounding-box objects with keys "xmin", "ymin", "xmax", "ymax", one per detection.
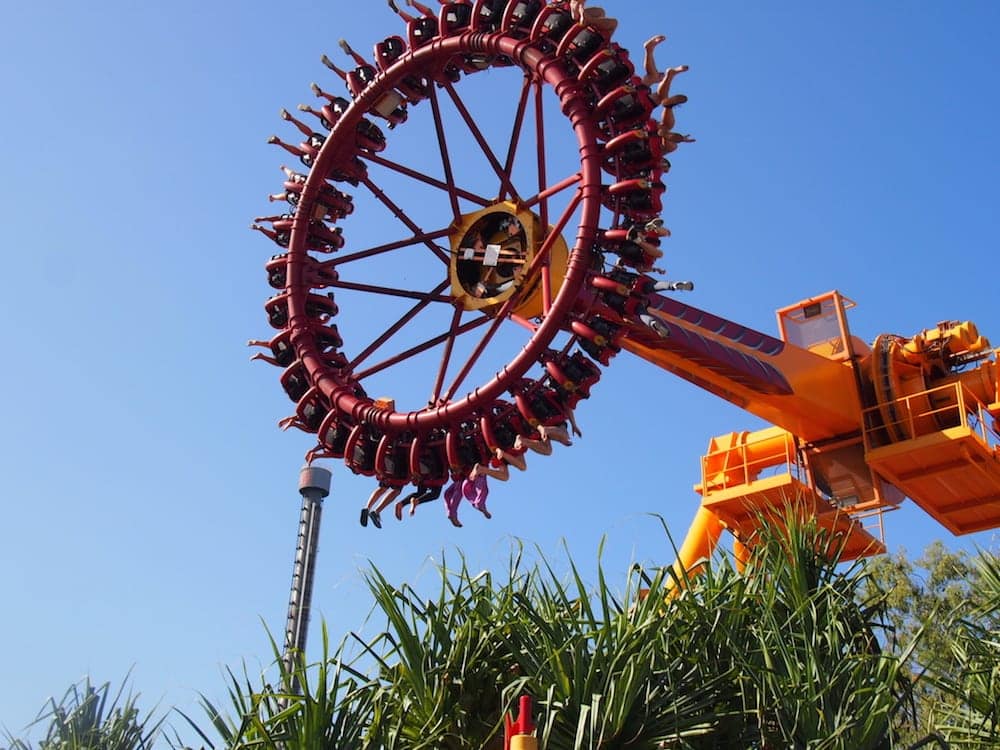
[{"xmin": 285, "ymin": 31, "xmax": 605, "ymax": 434}]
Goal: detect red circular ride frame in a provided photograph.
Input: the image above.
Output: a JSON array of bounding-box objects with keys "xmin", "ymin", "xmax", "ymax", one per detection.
[{"xmin": 284, "ymin": 31, "xmax": 606, "ymax": 434}]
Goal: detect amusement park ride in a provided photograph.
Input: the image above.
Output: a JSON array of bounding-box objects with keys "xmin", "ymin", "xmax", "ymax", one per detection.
[{"xmin": 249, "ymin": 0, "xmax": 1000, "ymax": 672}]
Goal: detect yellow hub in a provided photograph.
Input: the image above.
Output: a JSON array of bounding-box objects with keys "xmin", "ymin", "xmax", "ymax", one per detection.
[{"xmin": 448, "ymin": 201, "xmax": 569, "ymax": 318}]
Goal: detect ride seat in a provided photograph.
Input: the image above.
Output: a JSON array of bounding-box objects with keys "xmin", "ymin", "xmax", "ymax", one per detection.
[{"xmin": 280, "ymin": 360, "xmax": 310, "ymax": 402}]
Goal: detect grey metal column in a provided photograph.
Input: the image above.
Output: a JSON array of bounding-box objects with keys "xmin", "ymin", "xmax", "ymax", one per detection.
[{"xmin": 282, "ymin": 465, "xmax": 332, "ymax": 689}]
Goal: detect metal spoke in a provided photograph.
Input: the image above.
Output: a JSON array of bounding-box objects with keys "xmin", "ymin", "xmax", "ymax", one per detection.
[
  {"xmin": 499, "ymin": 75, "xmax": 533, "ymax": 202},
  {"xmin": 521, "ymin": 172, "xmax": 583, "ymax": 210},
  {"xmin": 354, "ymin": 315, "xmax": 491, "ymax": 382},
  {"xmin": 430, "ymin": 305, "xmax": 465, "ymax": 406},
  {"xmin": 510, "ymin": 313, "xmax": 539, "ymax": 333},
  {"xmin": 326, "ymin": 279, "xmax": 452, "ymax": 304},
  {"xmin": 520, "ymin": 191, "xmax": 583, "ymax": 291},
  {"xmin": 442, "ymin": 81, "xmax": 520, "ymax": 202},
  {"xmin": 361, "ymin": 176, "xmax": 450, "ymax": 264},
  {"xmin": 442, "ymin": 305, "xmax": 513, "ymax": 403},
  {"xmin": 360, "ymin": 152, "xmax": 492, "ymax": 208},
  {"xmin": 349, "ymin": 280, "xmax": 451, "ymax": 370},
  {"xmin": 428, "ymin": 85, "xmax": 463, "ymax": 221},
  {"xmin": 534, "ymin": 79, "xmax": 552, "ymax": 313},
  {"xmin": 326, "ymin": 228, "xmax": 451, "ymax": 267}
]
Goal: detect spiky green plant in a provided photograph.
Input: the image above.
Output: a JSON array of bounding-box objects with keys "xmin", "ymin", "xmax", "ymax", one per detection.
[
  {"xmin": 4, "ymin": 676, "xmax": 162, "ymax": 750},
  {"xmin": 184, "ymin": 625, "xmax": 376, "ymax": 750},
  {"xmin": 715, "ymin": 511, "xmax": 919, "ymax": 749},
  {"xmin": 197, "ymin": 511, "xmax": 923, "ymax": 749}
]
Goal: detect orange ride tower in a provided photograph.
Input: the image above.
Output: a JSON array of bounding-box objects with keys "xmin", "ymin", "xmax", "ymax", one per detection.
[{"xmin": 612, "ymin": 290, "xmax": 1000, "ymax": 569}]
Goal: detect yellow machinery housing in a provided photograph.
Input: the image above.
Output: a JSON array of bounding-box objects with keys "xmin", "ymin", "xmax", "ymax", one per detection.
[{"xmin": 615, "ymin": 290, "xmax": 1000, "ymax": 568}]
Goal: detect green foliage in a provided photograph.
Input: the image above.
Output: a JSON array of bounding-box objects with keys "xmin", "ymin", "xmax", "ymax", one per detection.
[
  {"xmin": 866, "ymin": 541, "xmax": 1000, "ymax": 745},
  {"xmin": 924, "ymin": 550, "xmax": 1000, "ymax": 748},
  {"xmin": 183, "ymin": 625, "xmax": 376, "ymax": 750},
  {"xmin": 197, "ymin": 514, "xmax": 920, "ymax": 749},
  {"xmin": 717, "ymin": 513, "xmax": 917, "ymax": 749},
  {"xmin": 26, "ymin": 521, "xmax": 1000, "ymax": 749},
  {"xmin": 4, "ymin": 676, "xmax": 163, "ymax": 750}
]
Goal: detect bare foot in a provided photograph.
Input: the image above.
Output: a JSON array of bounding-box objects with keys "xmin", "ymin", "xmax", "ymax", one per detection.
[{"xmin": 644, "ymin": 35, "xmax": 666, "ymax": 51}]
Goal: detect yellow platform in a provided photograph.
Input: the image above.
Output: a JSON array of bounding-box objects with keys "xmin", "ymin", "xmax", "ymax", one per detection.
[
  {"xmin": 867, "ymin": 426, "xmax": 1000, "ymax": 535},
  {"xmin": 701, "ymin": 473, "xmax": 885, "ymax": 561}
]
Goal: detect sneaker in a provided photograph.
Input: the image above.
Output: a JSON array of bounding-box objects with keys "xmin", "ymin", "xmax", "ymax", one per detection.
[
  {"xmin": 640, "ymin": 314, "xmax": 670, "ymax": 338},
  {"xmin": 370, "ymin": 510, "xmax": 382, "ymax": 529},
  {"xmin": 672, "ymin": 281, "xmax": 694, "ymax": 291},
  {"xmin": 360, "ymin": 508, "xmax": 369, "ymax": 527}
]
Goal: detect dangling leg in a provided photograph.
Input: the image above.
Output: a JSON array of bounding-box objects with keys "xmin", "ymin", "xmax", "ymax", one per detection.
[
  {"xmin": 251, "ymin": 224, "xmax": 280, "ymax": 242},
  {"xmin": 406, "ymin": 0, "xmax": 436, "ymax": 17},
  {"xmin": 254, "ymin": 213, "xmax": 288, "ymax": 224},
  {"xmin": 338, "ymin": 39, "xmax": 368, "ymax": 68},
  {"xmin": 444, "ymin": 480, "xmax": 463, "ymax": 527},
  {"xmin": 279, "ymin": 108, "xmax": 313, "ymax": 138},
  {"xmin": 564, "ymin": 407, "xmax": 583, "ymax": 439},
  {"xmin": 267, "ymin": 135, "xmax": 307, "ymax": 158},
  {"xmin": 373, "ymin": 486, "xmax": 403, "ymax": 515},
  {"xmin": 642, "ymin": 35, "xmax": 666, "ymax": 86},
  {"xmin": 539, "ymin": 424, "xmax": 573, "ymax": 446},
  {"xmin": 658, "ymin": 93, "xmax": 689, "ymax": 134},
  {"xmin": 638, "ymin": 309, "xmax": 671, "ymax": 338},
  {"xmin": 361, "ymin": 486, "xmax": 380, "ymax": 527},
  {"xmin": 388, "ymin": 0, "xmax": 417, "ymax": 22},
  {"xmin": 404, "ymin": 485, "xmax": 441, "ymax": 516},
  {"xmin": 297, "ymin": 103, "xmax": 328, "ymax": 127},
  {"xmin": 653, "ymin": 280, "xmax": 694, "ymax": 292},
  {"xmin": 499, "ymin": 448, "xmax": 527, "ymax": 472},
  {"xmin": 582, "ymin": 7, "xmax": 617, "ymax": 35},
  {"xmin": 249, "ymin": 352, "xmax": 282, "ymax": 366},
  {"xmin": 656, "ymin": 65, "xmax": 689, "ymax": 104},
  {"xmin": 467, "ymin": 475, "xmax": 491, "ymax": 518},
  {"xmin": 514, "ymin": 432, "xmax": 553, "ymax": 456},
  {"xmin": 320, "ymin": 55, "xmax": 349, "ymax": 82},
  {"xmin": 310, "ymin": 82, "xmax": 338, "ymax": 103}
]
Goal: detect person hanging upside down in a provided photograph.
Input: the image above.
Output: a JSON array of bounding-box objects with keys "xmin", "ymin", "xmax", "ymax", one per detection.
[
  {"xmin": 393, "ymin": 484, "xmax": 442, "ymax": 521},
  {"xmin": 443, "ymin": 474, "xmax": 465, "ymax": 527},
  {"xmin": 472, "ymin": 447, "xmax": 527, "ymax": 482},
  {"xmin": 388, "ymin": 0, "xmax": 436, "ymax": 21},
  {"xmin": 461, "ymin": 474, "xmax": 492, "ymax": 519},
  {"xmin": 513, "ymin": 412, "xmax": 580, "ymax": 455},
  {"xmin": 360, "ymin": 481, "xmax": 405, "ymax": 529},
  {"xmin": 641, "ymin": 35, "xmax": 695, "ymax": 145},
  {"xmin": 569, "ymin": 0, "xmax": 617, "ymax": 35}
]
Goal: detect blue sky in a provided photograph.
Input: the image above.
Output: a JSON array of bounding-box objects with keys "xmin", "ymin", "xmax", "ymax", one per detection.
[{"xmin": 2, "ymin": 0, "xmax": 999, "ymax": 742}]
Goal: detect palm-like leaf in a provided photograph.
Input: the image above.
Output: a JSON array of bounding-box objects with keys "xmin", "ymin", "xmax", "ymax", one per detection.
[{"xmin": 5, "ymin": 676, "xmax": 163, "ymax": 750}]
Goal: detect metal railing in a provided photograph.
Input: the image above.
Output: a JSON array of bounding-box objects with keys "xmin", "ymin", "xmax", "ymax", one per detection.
[{"xmin": 862, "ymin": 381, "xmax": 1000, "ymax": 453}]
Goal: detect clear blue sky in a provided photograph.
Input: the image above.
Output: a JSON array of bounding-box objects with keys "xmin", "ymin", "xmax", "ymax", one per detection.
[{"xmin": 2, "ymin": 0, "xmax": 999, "ymax": 742}]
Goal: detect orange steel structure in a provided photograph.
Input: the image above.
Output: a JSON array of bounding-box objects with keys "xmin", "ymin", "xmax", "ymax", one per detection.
[
  {"xmin": 254, "ymin": 1, "xmax": 1000, "ymax": 582},
  {"xmin": 617, "ymin": 289, "xmax": 1000, "ymax": 570}
]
